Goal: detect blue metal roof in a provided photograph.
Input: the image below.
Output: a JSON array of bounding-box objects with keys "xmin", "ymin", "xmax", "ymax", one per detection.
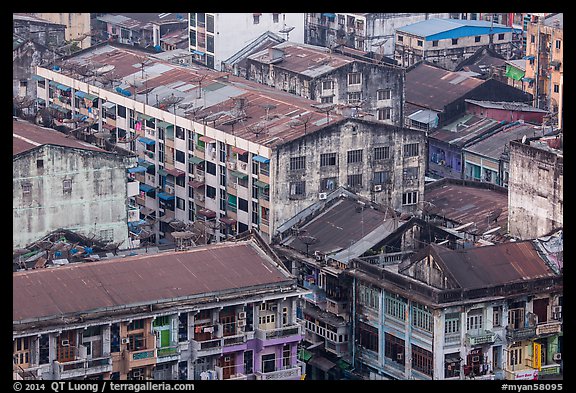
[
  {"xmin": 138, "ymin": 136, "xmax": 156, "ymax": 145},
  {"xmin": 252, "ymin": 155, "xmax": 270, "ymax": 163},
  {"xmin": 397, "ymin": 18, "xmax": 518, "ymax": 41}
]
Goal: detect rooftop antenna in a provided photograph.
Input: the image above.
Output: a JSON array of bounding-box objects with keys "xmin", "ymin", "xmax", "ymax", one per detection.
[
  {"xmin": 288, "ymin": 113, "xmax": 314, "ymax": 134},
  {"xmin": 312, "ymin": 103, "xmax": 336, "ymax": 124}
]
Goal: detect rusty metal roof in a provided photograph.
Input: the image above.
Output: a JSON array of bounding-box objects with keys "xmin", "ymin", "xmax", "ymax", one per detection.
[
  {"xmin": 51, "ymin": 44, "xmax": 344, "ymax": 148},
  {"xmin": 406, "ymin": 63, "xmax": 484, "ymax": 112},
  {"xmin": 13, "ymin": 240, "xmax": 293, "ymax": 323},
  {"xmin": 424, "ymin": 179, "xmax": 508, "ymax": 235},
  {"xmin": 13, "ymin": 119, "xmax": 106, "ymax": 156},
  {"xmin": 427, "ymin": 241, "xmax": 558, "ymax": 289}
]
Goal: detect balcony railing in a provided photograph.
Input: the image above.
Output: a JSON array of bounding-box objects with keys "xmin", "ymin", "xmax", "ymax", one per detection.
[
  {"xmin": 466, "ymin": 330, "xmax": 497, "ymax": 346},
  {"xmin": 255, "ymin": 324, "xmax": 302, "ymax": 341},
  {"xmin": 254, "ymin": 365, "xmax": 301, "ymax": 380},
  {"xmin": 55, "ymin": 356, "xmax": 113, "ymax": 379},
  {"xmin": 506, "ymin": 326, "xmax": 537, "ymax": 341},
  {"xmin": 157, "ymin": 345, "xmax": 180, "ymax": 358}
]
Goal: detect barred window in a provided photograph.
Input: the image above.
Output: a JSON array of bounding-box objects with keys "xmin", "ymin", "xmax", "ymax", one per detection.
[
  {"xmin": 412, "ymin": 345, "xmax": 433, "ymax": 376},
  {"xmin": 357, "ymin": 321, "xmax": 378, "ymax": 352},
  {"xmin": 377, "ymin": 108, "xmax": 392, "ymax": 121},
  {"xmin": 358, "ymin": 284, "xmax": 379, "ymax": 309},
  {"xmin": 347, "ymin": 174, "xmax": 363, "ymax": 189},
  {"xmin": 347, "ymin": 149, "xmax": 363, "ymax": 164},
  {"xmin": 320, "ymin": 152, "xmax": 337, "ymax": 167},
  {"xmin": 403, "ymin": 143, "xmax": 419, "ymax": 157},
  {"xmin": 385, "ymin": 292, "xmax": 407, "ymax": 320},
  {"xmin": 373, "ymin": 146, "xmax": 390, "ymax": 160},
  {"xmin": 321, "ymin": 96, "xmax": 334, "ymax": 104},
  {"xmin": 467, "ymin": 310, "xmax": 483, "ymax": 331},
  {"xmin": 384, "ymin": 332, "xmax": 405, "ymax": 364},
  {"xmin": 290, "ymin": 156, "xmax": 306, "ymax": 171},
  {"xmin": 444, "ymin": 313, "xmax": 460, "ymax": 335},
  {"xmin": 290, "ymin": 181, "xmax": 306, "ymax": 196},
  {"xmin": 403, "ymin": 166, "xmax": 419, "ymax": 180},
  {"xmin": 411, "ymin": 303, "xmax": 432, "ymax": 332},
  {"xmin": 347, "ymin": 92, "xmax": 361, "ymax": 104},
  {"xmin": 322, "ymin": 80, "xmax": 334, "ymax": 90},
  {"xmin": 62, "ymin": 179, "xmax": 72, "ymax": 194}
]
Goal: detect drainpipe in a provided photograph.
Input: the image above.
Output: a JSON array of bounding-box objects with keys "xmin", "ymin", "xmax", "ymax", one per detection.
[{"xmin": 352, "ymin": 275, "xmax": 356, "ymax": 370}]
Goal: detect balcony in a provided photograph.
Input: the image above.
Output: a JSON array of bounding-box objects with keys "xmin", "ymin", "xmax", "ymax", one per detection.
[
  {"xmin": 55, "ymin": 356, "xmax": 113, "ymax": 379},
  {"xmin": 190, "ymin": 338, "xmax": 222, "ymax": 357},
  {"xmin": 124, "ymin": 348, "xmax": 156, "ymax": 370},
  {"xmin": 466, "ymin": 330, "xmax": 497, "ymax": 346},
  {"xmin": 535, "ymin": 321, "xmax": 562, "ymax": 336},
  {"xmin": 254, "ymin": 364, "xmax": 302, "ymax": 380},
  {"xmin": 255, "ymin": 324, "xmax": 302, "ymax": 342},
  {"xmin": 156, "ymin": 345, "xmax": 180, "ymax": 363},
  {"xmin": 506, "ymin": 326, "xmax": 536, "ymax": 342}
]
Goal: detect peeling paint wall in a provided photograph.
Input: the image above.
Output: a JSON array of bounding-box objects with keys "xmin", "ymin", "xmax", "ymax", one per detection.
[
  {"xmin": 13, "ymin": 145, "xmax": 133, "ymax": 249},
  {"xmin": 271, "ymin": 119, "xmax": 427, "ymax": 233},
  {"xmin": 508, "ymin": 141, "xmax": 563, "ymax": 239}
]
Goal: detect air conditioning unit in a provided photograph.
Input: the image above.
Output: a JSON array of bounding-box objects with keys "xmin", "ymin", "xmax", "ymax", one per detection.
[
  {"xmin": 237, "ymin": 319, "xmax": 246, "ymax": 327},
  {"xmin": 239, "ymin": 162, "xmax": 247, "ymax": 170},
  {"xmin": 396, "ymin": 353, "xmax": 403, "ymax": 360},
  {"xmin": 132, "ymin": 370, "xmax": 142, "ymax": 378},
  {"xmin": 472, "ymin": 356, "xmax": 480, "ymax": 363},
  {"xmin": 319, "ymin": 192, "xmax": 327, "ymax": 200},
  {"xmin": 227, "ymin": 162, "xmax": 237, "ymax": 170},
  {"xmin": 553, "ymin": 353, "xmax": 562, "ymax": 361},
  {"xmin": 196, "ymin": 175, "xmax": 205, "ymax": 183},
  {"xmin": 373, "ymin": 184, "xmax": 383, "ymax": 192},
  {"xmin": 61, "ymin": 339, "xmax": 70, "ymax": 347},
  {"xmin": 552, "ymin": 306, "xmax": 562, "ymax": 320},
  {"xmin": 238, "ymin": 311, "xmax": 246, "ymax": 319},
  {"xmin": 197, "ymin": 195, "xmax": 205, "ymax": 202},
  {"xmin": 224, "ymin": 356, "xmax": 231, "ymax": 362},
  {"xmin": 121, "ymin": 338, "xmax": 130, "ymax": 345}
]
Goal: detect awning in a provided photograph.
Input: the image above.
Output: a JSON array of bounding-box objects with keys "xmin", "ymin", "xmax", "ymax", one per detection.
[
  {"xmin": 74, "ymin": 91, "xmax": 87, "ymax": 98},
  {"xmin": 322, "ymin": 13, "xmax": 336, "ymax": 19},
  {"xmin": 83, "ymin": 93, "xmax": 98, "ymax": 101},
  {"xmin": 523, "ymin": 55, "xmax": 535, "ymax": 60},
  {"xmin": 31, "ymin": 75, "xmax": 45, "ymax": 81},
  {"xmin": 189, "ymin": 156, "xmax": 204, "ymax": 165},
  {"xmin": 189, "ymin": 180, "xmax": 205, "ymax": 188},
  {"xmin": 229, "ymin": 170, "xmax": 248, "ymax": 180},
  {"xmin": 127, "ymin": 166, "xmax": 147, "ymax": 173},
  {"xmin": 505, "ymin": 65, "xmax": 525, "ymax": 81},
  {"xmin": 102, "ymin": 101, "xmax": 116, "ymax": 110},
  {"xmin": 231, "ymin": 146, "xmax": 248, "ymax": 155},
  {"xmin": 309, "ymin": 356, "xmax": 336, "ymax": 372},
  {"xmin": 192, "ymin": 50, "xmax": 205, "ymax": 56},
  {"xmin": 138, "ymin": 136, "xmax": 156, "ymax": 145},
  {"xmin": 252, "ymin": 155, "xmax": 270, "ymax": 163},
  {"xmin": 199, "ymin": 135, "xmax": 216, "ymax": 143},
  {"xmin": 49, "ymin": 81, "xmax": 71, "ymax": 92},
  {"xmin": 165, "ymin": 167, "xmax": 185, "ymax": 177},
  {"xmin": 157, "ymin": 120, "xmax": 172, "ymax": 128},
  {"xmin": 158, "ymin": 192, "xmax": 175, "ymax": 201},
  {"xmin": 197, "ymin": 208, "xmax": 216, "ymax": 219},
  {"xmin": 49, "ymin": 104, "xmax": 69, "ymax": 114},
  {"xmin": 157, "ymin": 168, "xmax": 168, "ymax": 177},
  {"xmin": 299, "ymin": 349, "xmax": 313, "ymax": 362},
  {"xmin": 159, "ymin": 215, "xmax": 174, "ymax": 223},
  {"xmin": 139, "ymin": 183, "xmax": 155, "ymax": 192},
  {"xmin": 102, "ymin": 122, "xmax": 116, "ymax": 131},
  {"xmin": 138, "ymin": 158, "xmax": 154, "ymax": 168},
  {"xmin": 254, "ymin": 180, "xmax": 269, "ymax": 188},
  {"xmin": 219, "ymin": 217, "xmax": 237, "ymax": 226},
  {"xmin": 140, "ymin": 207, "xmax": 155, "ymax": 216},
  {"xmin": 521, "ymin": 77, "xmax": 535, "ymax": 83}
]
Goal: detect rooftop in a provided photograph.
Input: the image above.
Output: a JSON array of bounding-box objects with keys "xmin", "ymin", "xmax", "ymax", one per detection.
[
  {"xmin": 397, "ymin": 18, "xmax": 516, "ymax": 40},
  {"xmin": 13, "ymin": 118, "xmax": 106, "ymax": 156},
  {"xmin": 429, "ymin": 114, "xmax": 503, "ymax": 147},
  {"xmin": 405, "ymin": 63, "xmax": 484, "ymax": 112},
  {"xmin": 47, "ymin": 44, "xmax": 345, "ymax": 148},
  {"xmin": 13, "ymin": 239, "xmax": 293, "ymax": 324},
  {"xmin": 464, "ymin": 122, "xmax": 541, "ymax": 159}
]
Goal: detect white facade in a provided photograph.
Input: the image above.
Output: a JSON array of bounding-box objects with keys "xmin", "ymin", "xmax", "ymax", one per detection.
[{"xmin": 189, "ymin": 13, "xmax": 305, "ymax": 70}]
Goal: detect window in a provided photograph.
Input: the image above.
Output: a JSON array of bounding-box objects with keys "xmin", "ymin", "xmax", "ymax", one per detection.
[
  {"xmin": 377, "ymin": 108, "xmax": 391, "ymax": 121},
  {"xmin": 117, "ymin": 105, "xmax": 126, "ymax": 118},
  {"xmin": 508, "ymin": 307, "xmax": 525, "ymax": 330},
  {"xmin": 377, "ymin": 89, "xmax": 391, "ymax": 100},
  {"xmin": 385, "ymin": 333, "xmax": 405, "ymax": 364},
  {"xmin": 206, "ymin": 185, "xmax": 216, "ymax": 199},
  {"xmin": 128, "ymin": 319, "xmax": 145, "ymax": 331},
  {"xmin": 253, "ymin": 13, "xmax": 260, "ymax": 24},
  {"xmin": 417, "ymin": 40, "xmax": 423, "ymax": 47},
  {"xmin": 411, "ymin": 303, "xmax": 432, "ymax": 332},
  {"xmin": 555, "ymin": 40, "xmax": 561, "ymax": 50},
  {"xmin": 206, "ymin": 161, "xmax": 216, "ymax": 175},
  {"xmin": 403, "ymin": 143, "xmax": 419, "ymax": 157},
  {"xmin": 347, "ymin": 149, "xmax": 363, "ymax": 164},
  {"xmin": 273, "ymin": 13, "xmax": 279, "ymax": 23},
  {"xmin": 373, "ymin": 171, "xmax": 389, "ymax": 185},
  {"xmin": 530, "ymin": 34, "xmax": 535, "ymax": 44},
  {"xmin": 498, "ymin": 33, "xmax": 505, "ymax": 40},
  {"xmin": 175, "ymin": 150, "xmax": 185, "ymax": 164},
  {"xmin": 176, "ymin": 126, "xmax": 185, "ymax": 140},
  {"xmin": 176, "ymin": 197, "xmax": 185, "ymax": 210},
  {"xmin": 452, "ymin": 38, "xmax": 458, "ymax": 45},
  {"xmin": 206, "ymin": 14, "xmax": 214, "ymax": 33},
  {"xmin": 402, "ymin": 191, "xmax": 418, "ymax": 205},
  {"xmin": 554, "ymin": 84, "xmax": 559, "ymax": 93},
  {"xmin": 320, "ymin": 152, "xmax": 337, "ymax": 167},
  {"xmin": 385, "ymin": 292, "xmax": 407, "ymax": 320},
  {"xmin": 397, "ymin": 35, "xmax": 403, "ymax": 42},
  {"xmin": 432, "ymin": 40, "xmax": 439, "ymax": 47},
  {"xmin": 509, "ymin": 345, "xmax": 523, "ymax": 367},
  {"xmin": 444, "ymin": 313, "xmax": 460, "ymax": 335},
  {"xmin": 403, "ymin": 166, "xmax": 419, "ymax": 180},
  {"xmin": 262, "ymin": 353, "xmax": 275, "ymax": 373},
  {"xmin": 238, "ymin": 197, "xmax": 248, "ymax": 212},
  {"xmin": 412, "ymin": 345, "xmax": 433, "ymax": 376},
  {"xmin": 290, "ymin": 181, "xmax": 306, "ymax": 198},
  {"xmin": 22, "ymin": 182, "xmax": 32, "ymax": 196},
  {"xmin": 347, "ymin": 92, "xmax": 361, "ymax": 104},
  {"xmin": 322, "ymin": 80, "xmax": 334, "ymax": 90},
  {"xmin": 289, "ymin": 156, "xmax": 306, "ymax": 171},
  {"xmin": 358, "ymin": 284, "xmax": 379, "ymax": 309},
  {"xmin": 475, "ymin": 36, "xmax": 481, "ymax": 43},
  {"xmin": 467, "ymin": 309, "xmax": 483, "ymax": 330},
  {"xmin": 321, "ymin": 96, "xmax": 334, "ymax": 104},
  {"xmin": 347, "ymin": 174, "xmax": 362, "ymax": 189},
  {"xmin": 357, "ymin": 322, "xmax": 378, "ymax": 352},
  {"xmin": 445, "ymin": 353, "xmax": 461, "ymax": 378},
  {"xmin": 493, "ymin": 306, "xmax": 502, "ymax": 327},
  {"xmin": 374, "ymin": 146, "xmax": 390, "ymax": 160},
  {"xmin": 63, "ymin": 179, "xmax": 72, "ymax": 194},
  {"xmin": 347, "ymin": 72, "xmax": 361, "ymax": 85},
  {"xmin": 320, "ymin": 177, "xmax": 337, "ymax": 191}
]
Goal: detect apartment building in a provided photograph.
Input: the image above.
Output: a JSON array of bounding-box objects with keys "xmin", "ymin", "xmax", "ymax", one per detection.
[
  {"xmin": 33, "ymin": 13, "xmax": 92, "ymax": 49},
  {"xmin": 395, "ymin": 18, "xmax": 520, "ymax": 70},
  {"xmin": 12, "ymin": 118, "xmax": 136, "ymax": 251},
  {"xmin": 346, "ymin": 238, "xmax": 563, "ymax": 380},
  {"xmin": 304, "ymin": 13, "xmax": 451, "ymax": 56},
  {"xmin": 33, "ymin": 43, "xmax": 426, "ymax": 247},
  {"xmin": 507, "ymin": 136, "xmax": 563, "ymax": 240},
  {"xmin": 245, "ymin": 41, "xmax": 405, "ymax": 127},
  {"xmin": 13, "ymin": 235, "xmax": 308, "ymax": 381},
  {"xmin": 188, "ymin": 13, "xmax": 305, "ymax": 70},
  {"xmin": 523, "ymin": 13, "xmax": 563, "ymax": 129}
]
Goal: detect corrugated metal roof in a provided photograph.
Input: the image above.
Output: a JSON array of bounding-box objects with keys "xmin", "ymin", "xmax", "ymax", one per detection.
[
  {"xmin": 428, "ymin": 241, "xmax": 557, "ymax": 289},
  {"xmin": 397, "ymin": 18, "xmax": 515, "ymax": 40},
  {"xmin": 464, "ymin": 123, "xmax": 541, "ymax": 159},
  {"xmin": 13, "ymin": 240, "xmax": 293, "ymax": 323}
]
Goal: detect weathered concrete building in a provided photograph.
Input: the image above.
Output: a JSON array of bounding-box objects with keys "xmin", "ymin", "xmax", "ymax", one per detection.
[
  {"xmin": 13, "ymin": 118, "xmax": 137, "ymax": 250},
  {"xmin": 507, "ymin": 136, "xmax": 563, "ymax": 240},
  {"xmin": 394, "ymin": 18, "xmax": 520, "ymax": 70},
  {"xmin": 245, "ymin": 41, "xmax": 405, "ymax": 127}
]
